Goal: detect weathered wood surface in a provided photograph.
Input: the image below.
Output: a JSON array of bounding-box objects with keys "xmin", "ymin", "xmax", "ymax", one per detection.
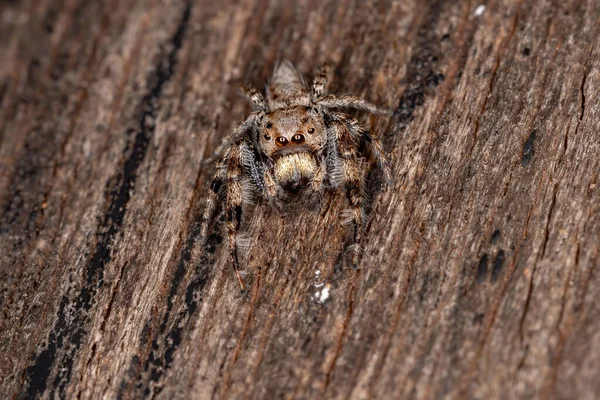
[{"xmin": 1, "ymin": 0, "xmax": 599, "ymax": 398}]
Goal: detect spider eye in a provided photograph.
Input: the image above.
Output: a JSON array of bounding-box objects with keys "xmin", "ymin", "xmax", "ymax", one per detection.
[
  {"xmin": 275, "ymin": 137, "xmax": 288, "ymax": 147},
  {"xmin": 307, "ymin": 127, "xmax": 315, "ymax": 134},
  {"xmin": 292, "ymin": 134, "xmax": 305, "ymax": 144},
  {"xmin": 265, "ymin": 122, "xmax": 273, "ymax": 129},
  {"xmin": 264, "ymin": 134, "xmax": 271, "ymax": 140}
]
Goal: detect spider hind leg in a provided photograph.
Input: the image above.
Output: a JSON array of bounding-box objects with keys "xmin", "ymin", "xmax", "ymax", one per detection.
[
  {"xmin": 332, "ymin": 112, "xmax": 391, "ymax": 184},
  {"xmin": 331, "ymin": 119, "xmax": 366, "ymax": 267},
  {"xmin": 225, "ymin": 141, "xmax": 250, "ymax": 291}
]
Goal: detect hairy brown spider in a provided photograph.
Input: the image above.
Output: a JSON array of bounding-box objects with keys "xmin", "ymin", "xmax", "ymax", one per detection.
[{"xmin": 201, "ymin": 61, "xmax": 391, "ymax": 290}]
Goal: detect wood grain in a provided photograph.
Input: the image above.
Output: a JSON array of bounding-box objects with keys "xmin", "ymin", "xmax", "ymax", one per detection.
[{"xmin": 1, "ymin": 0, "xmax": 599, "ymax": 399}]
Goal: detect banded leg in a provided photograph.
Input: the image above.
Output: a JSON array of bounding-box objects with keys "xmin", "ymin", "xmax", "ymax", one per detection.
[
  {"xmin": 316, "ymin": 94, "xmax": 391, "ymax": 115},
  {"xmin": 345, "ymin": 170, "xmax": 366, "ymax": 267},
  {"xmin": 310, "ymin": 163, "xmax": 326, "ymax": 192},
  {"xmin": 225, "ymin": 140, "xmax": 247, "ymax": 290},
  {"xmin": 331, "ymin": 120, "xmax": 366, "ymax": 267},
  {"xmin": 241, "ymin": 85, "xmax": 266, "ymax": 111},
  {"xmin": 199, "ymin": 148, "xmax": 230, "ymax": 240},
  {"xmin": 240, "ymin": 140, "xmax": 283, "ymax": 208},
  {"xmin": 205, "ymin": 114, "xmax": 257, "ymax": 165},
  {"xmin": 325, "ymin": 119, "xmax": 344, "ymax": 188},
  {"xmin": 331, "ymin": 112, "xmax": 391, "ymax": 183},
  {"xmin": 312, "ymin": 63, "xmax": 331, "ymax": 100},
  {"xmin": 263, "ymin": 171, "xmax": 285, "ymax": 209}
]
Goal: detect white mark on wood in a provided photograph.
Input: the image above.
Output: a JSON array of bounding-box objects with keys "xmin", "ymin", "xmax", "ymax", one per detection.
[
  {"xmin": 312, "ymin": 270, "xmax": 329, "ymax": 302},
  {"xmin": 315, "ymin": 284, "xmax": 330, "ymax": 303},
  {"xmin": 474, "ymin": 5, "xmax": 486, "ymax": 16},
  {"xmin": 314, "ymin": 269, "xmax": 323, "ymax": 288}
]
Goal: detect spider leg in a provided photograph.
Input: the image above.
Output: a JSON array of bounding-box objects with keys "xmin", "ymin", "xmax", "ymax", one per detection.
[
  {"xmin": 240, "ymin": 138, "xmax": 284, "ymax": 210},
  {"xmin": 204, "ymin": 114, "xmax": 256, "ymax": 165},
  {"xmin": 331, "ymin": 112, "xmax": 391, "ymax": 183},
  {"xmin": 241, "ymin": 84, "xmax": 266, "ymax": 111},
  {"xmin": 331, "ymin": 120, "xmax": 365, "ymax": 267},
  {"xmin": 225, "ymin": 140, "xmax": 248, "ymax": 291},
  {"xmin": 263, "ymin": 171, "xmax": 285, "ymax": 209},
  {"xmin": 199, "ymin": 147, "xmax": 230, "ymax": 241},
  {"xmin": 345, "ymin": 171, "xmax": 365, "ymax": 268},
  {"xmin": 310, "ymin": 163, "xmax": 326, "ymax": 192},
  {"xmin": 325, "ymin": 116, "xmax": 344, "ymax": 188},
  {"xmin": 311, "ymin": 63, "xmax": 331, "ymax": 100},
  {"xmin": 316, "ymin": 94, "xmax": 391, "ymax": 115}
]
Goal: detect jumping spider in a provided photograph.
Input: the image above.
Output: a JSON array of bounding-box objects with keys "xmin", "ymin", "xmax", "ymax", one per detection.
[{"xmin": 201, "ymin": 61, "xmax": 391, "ymax": 290}]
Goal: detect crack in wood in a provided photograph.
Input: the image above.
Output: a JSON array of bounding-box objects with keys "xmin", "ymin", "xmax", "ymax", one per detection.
[
  {"xmin": 540, "ymin": 183, "xmax": 558, "ymax": 258},
  {"xmin": 20, "ymin": 3, "xmax": 192, "ymax": 397}
]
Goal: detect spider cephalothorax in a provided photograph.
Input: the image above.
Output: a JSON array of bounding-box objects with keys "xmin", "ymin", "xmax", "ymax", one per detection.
[
  {"xmin": 201, "ymin": 61, "xmax": 391, "ymax": 290},
  {"xmin": 258, "ymin": 105, "xmax": 327, "ymax": 190}
]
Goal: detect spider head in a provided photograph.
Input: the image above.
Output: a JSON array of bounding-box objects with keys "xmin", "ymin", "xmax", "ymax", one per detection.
[
  {"xmin": 258, "ymin": 106, "xmax": 326, "ymax": 189},
  {"xmin": 258, "ymin": 106, "xmax": 326, "ymax": 159}
]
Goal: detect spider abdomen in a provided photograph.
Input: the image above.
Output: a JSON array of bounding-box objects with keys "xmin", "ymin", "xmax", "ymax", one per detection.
[{"xmin": 274, "ymin": 153, "xmax": 318, "ymax": 190}]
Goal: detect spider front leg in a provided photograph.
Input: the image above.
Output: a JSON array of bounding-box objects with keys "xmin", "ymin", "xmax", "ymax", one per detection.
[
  {"xmin": 316, "ymin": 94, "xmax": 391, "ymax": 116},
  {"xmin": 241, "ymin": 85, "xmax": 266, "ymax": 111},
  {"xmin": 205, "ymin": 114, "xmax": 257, "ymax": 165},
  {"xmin": 312, "ymin": 63, "xmax": 331, "ymax": 99},
  {"xmin": 331, "ymin": 120, "xmax": 365, "ymax": 267},
  {"xmin": 331, "ymin": 112, "xmax": 391, "ymax": 184},
  {"xmin": 240, "ymin": 142, "xmax": 284, "ymax": 210}
]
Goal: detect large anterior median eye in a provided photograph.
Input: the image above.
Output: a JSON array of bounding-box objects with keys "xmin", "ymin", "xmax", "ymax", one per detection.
[{"xmin": 292, "ymin": 134, "xmax": 305, "ymax": 144}]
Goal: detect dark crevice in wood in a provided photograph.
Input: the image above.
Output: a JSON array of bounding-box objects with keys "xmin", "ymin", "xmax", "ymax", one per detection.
[
  {"xmin": 521, "ymin": 129, "xmax": 536, "ymax": 167},
  {"xmin": 135, "ymin": 203, "xmax": 205, "ymax": 395},
  {"xmin": 76, "ymin": 259, "xmax": 127, "ymax": 399},
  {"xmin": 540, "ymin": 183, "xmax": 558, "ymax": 258},
  {"xmin": 490, "ymin": 248, "xmax": 506, "ymax": 284},
  {"xmin": 20, "ymin": 3, "xmax": 192, "ymax": 397},
  {"xmin": 388, "ymin": 0, "xmax": 444, "ymax": 139},
  {"xmin": 476, "ymin": 253, "xmax": 489, "ymax": 284},
  {"xmin": 578, "ymin": 55, "xmax": 588, "ymax": 122}
]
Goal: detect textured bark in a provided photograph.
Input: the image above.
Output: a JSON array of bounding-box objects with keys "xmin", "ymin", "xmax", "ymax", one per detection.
[{"xmin": 1, "ymin": 0, "xmax": 599, "ymax": 399}]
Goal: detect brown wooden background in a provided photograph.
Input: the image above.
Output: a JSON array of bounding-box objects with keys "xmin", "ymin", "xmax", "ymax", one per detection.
[{"xmin": 1, "ymin": 0, "xmax": 599, "ymax": 399}]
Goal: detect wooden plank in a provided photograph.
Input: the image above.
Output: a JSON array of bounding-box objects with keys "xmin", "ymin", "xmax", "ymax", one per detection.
[{"xmin": 1, "ymin": 0, "xmax": 599, "ymax": 398}]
